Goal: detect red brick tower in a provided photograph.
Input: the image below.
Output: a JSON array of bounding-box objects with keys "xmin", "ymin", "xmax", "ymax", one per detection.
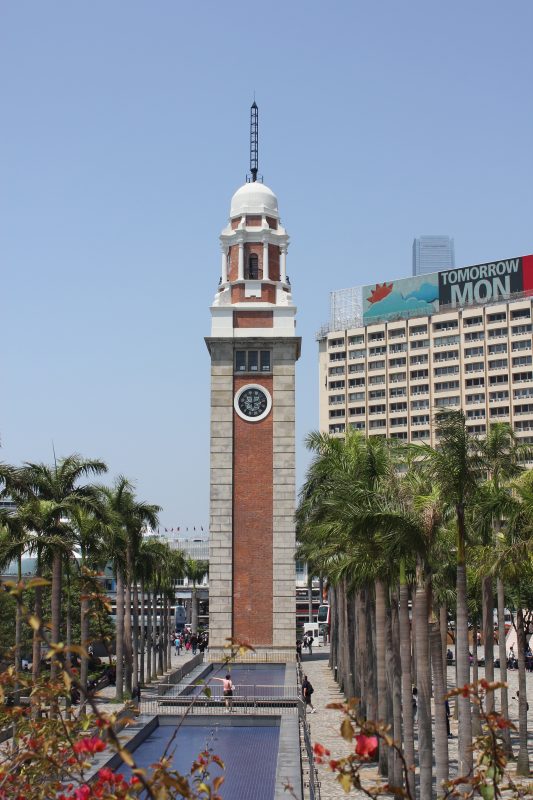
[{"xmin": 206, "ymin": 105, "xmax": 300, "ymax": 661}]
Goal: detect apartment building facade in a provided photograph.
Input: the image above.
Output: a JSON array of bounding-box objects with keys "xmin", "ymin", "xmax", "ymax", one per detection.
[{"xmin": 319, "ymin": 256, "xmax": 533, "ymax": 445}]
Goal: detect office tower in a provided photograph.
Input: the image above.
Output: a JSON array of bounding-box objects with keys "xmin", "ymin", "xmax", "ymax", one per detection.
[{"xmin": 413, "ymin": 235, "xmax": 455, "ymax": 276}]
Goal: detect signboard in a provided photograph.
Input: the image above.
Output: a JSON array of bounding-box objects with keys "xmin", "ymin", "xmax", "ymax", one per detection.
[
  {"xmin": 439, "ymin": 257, "xmax": 524, "ymax": 307},
  {"xmin": 362, "ymin": 254, "xmax": 533, "ymax": 324},
  {"xmin": 362, "ymin": 273, "xmax": 439, "ymax": 323}
]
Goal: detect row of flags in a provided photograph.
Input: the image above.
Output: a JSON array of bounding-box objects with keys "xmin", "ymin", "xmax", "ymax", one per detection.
[{"xmin": 161, "ymin": 526, "xmax": 204, "ymax": 533}]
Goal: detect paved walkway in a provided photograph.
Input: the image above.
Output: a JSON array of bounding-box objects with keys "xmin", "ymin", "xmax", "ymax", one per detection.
[
  {"xmin": 301, "ymin": 649, "xmax": 377, "ymax": 799},
  {"xmin": 300, "ymin": 645, "xmax": 533, "ymax": 799}
]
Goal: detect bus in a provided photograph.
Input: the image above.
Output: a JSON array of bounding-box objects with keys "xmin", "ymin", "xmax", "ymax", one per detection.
[{"xmin": 317, "ymin": 603, "xmax": 330, "ymax": 642}]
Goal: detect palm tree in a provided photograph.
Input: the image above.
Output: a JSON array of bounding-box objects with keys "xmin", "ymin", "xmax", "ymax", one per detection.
[
  {"xmin": 416, "ymin": 410, "xmax": 483, "ymax": 778},
  {"xmin": 69, "ymin": 508, "xmax": 109, "ymax": 698},
  {"xmin": 0, "ymin": 508, "xmax": 31, "ymax": 674},
  {"xmin": 185, "ymin": 558, "xmax": 208, "ymax": 635},
  {"xmin": 15, "ymin": 456, "xmax": 107, "ymax": 679},
  {"xmin": 477, "ymin": 423, "xmax": 531, "ymax": 726},
  {"xmin": 100, "ymin": 478, "xmax": 160, "ymax": 695}
]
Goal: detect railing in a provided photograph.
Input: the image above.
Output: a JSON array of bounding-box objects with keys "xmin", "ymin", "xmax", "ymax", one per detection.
[
  {"xmin": 166, "ymin": 652, "xmax": 204, "ymax": 686},
  {"xmin": 137, "ymin": 685, "xmax": 300, "ymax": 716},
  {"xmin": 296, "ymin": 661, "xmax": 321, "ymax": 800}
]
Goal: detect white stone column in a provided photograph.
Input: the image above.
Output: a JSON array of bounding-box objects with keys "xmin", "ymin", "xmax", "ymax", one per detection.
[
  {"xmin": 280, "ymin": 246, "xmax": 287, "ymax": 283},
  {"xmin": 262, "ymin": 240, "xmax": 269, "ymax": 280},
  {"xmin": 238, "ymin": 243, "xmax": 244, "ymax": 280},
  {"xmin": 221, "ymin": 246, "xmax": 228, "ymax": 283}
]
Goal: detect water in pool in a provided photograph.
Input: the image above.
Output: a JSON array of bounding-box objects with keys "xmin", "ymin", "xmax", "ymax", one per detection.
[{"xmin": 123, "ymin": 723, "xmax": 280, "ymax": 799}]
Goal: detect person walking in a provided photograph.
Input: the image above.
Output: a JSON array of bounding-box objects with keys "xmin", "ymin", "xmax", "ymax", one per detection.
[
  {"xmin": 307, "ymin": 634, "xmax": 314, "ymax": 656},
  {"xmin": 302, "ymin": 674, "xmax": 316, "ymax": 713},
  {"xmin": 175, "ymin": 635, "xmax": 181, "ymax": 656},
  {"xmin": 213, "ymin": 674, "xmax": 235, "ymax": 712}
]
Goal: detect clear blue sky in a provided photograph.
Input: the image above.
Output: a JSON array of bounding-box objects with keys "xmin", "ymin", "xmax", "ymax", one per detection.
[{"xmin": 1, "ymin": 2, "xmax": 532, "ymax": 528}]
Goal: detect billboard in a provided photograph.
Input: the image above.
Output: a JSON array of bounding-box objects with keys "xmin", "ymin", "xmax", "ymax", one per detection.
[{"xmin": 363, "ymin": 254, "xmax": 533, "ymax": 324}]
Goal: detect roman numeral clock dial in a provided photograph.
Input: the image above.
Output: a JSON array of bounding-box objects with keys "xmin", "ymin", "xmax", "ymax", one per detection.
[{"xmin": 234, "ymin": 384, "xmax": 272, "ymax": 422}]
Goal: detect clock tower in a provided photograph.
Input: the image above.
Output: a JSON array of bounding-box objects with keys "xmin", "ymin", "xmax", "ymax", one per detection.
[{"xmin": 206, "ymin": 103, "xmax": 300, "ymax": 661}]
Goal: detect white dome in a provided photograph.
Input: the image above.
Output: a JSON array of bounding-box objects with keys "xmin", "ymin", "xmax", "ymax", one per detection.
[{"xmin": 230, "ymin": 181, "xmax": 279, "ymax": 218}]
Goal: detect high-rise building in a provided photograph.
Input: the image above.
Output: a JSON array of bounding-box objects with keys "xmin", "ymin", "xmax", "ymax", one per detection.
[
  {"xmin": 206, "ymin": 104, "xmax": 300, "ymax": 661},
  {"xmin": 318, "ymin": 254, "xmax": 533, "ymax": 447},
  {"xmin": 413, "ymin": 235, "xmax": 455, "ymax": 276}
]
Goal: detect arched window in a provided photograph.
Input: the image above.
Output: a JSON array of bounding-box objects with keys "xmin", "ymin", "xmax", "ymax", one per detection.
[{"xmin": 246, "ymin": 253, "xmax": 259, "ymax": 280}]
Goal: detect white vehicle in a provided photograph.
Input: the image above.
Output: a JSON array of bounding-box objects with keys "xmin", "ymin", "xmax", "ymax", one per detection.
[{"xmin": 303, "ymin": 623, "xmax": 320, "ymax": 642}]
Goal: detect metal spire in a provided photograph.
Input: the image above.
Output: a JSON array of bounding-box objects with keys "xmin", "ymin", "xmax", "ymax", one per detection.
[{"xmin": 249, "ymin": 101, "xmax": 258, "ymax": 182}]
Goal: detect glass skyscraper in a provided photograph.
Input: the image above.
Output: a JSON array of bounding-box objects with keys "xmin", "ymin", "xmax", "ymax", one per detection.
[{"xmin": 412, "ymin": 235, "xmax": 455, "ymax": 276}]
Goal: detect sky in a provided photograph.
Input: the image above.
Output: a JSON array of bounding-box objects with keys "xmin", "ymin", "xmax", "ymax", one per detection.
[{"xmin": 1, "ymin": 1, "xmax": 532, "ymax": 530}]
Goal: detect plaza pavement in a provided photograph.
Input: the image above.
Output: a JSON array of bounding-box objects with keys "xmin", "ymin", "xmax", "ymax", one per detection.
[{"xmin": 300, "ymin": 644, "xmax": 533, "ymax": 799}]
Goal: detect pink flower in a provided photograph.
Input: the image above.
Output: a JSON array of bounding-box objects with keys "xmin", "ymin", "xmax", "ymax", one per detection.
[
  {"xmin": 355, "ymin": 734, "xmax": 378, "ymax": 759},
  {"xmin": 73, "ymin": 736, "xmax": 106, "ymax": 755}
]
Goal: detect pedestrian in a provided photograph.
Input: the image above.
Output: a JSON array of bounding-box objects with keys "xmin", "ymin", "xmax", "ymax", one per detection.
[
  {"xmin": 131, "ymin": 684, "xmax": 141, "ymax": 710},
  {"xmin": 445, "ymin": 699, "xmax": 452, "ymax": 737},
  {"xmin": 175, "ymin": 635, "xmax": 181, "ymax": 656},
  {"xmin": 307, "ymin": 634, "xmax": 314, "ymax": 656},
  {"xmin": 296, "ymin": 640, "xmax": 302, "ymax": 662},
  {"xmin": 302, "ymin": 674, "xmax": 315, "ymax": 713},
  {"xmin": 213, "ymin": 674, "xmax": 235, "ymax": 712},
  {"xmin": 191, "ymin": 633, "xmax": 198, "ymax": 655}
]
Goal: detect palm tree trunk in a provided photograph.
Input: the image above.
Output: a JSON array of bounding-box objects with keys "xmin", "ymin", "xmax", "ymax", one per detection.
[
  {"xmin": 158, "ymin": 590, "xmax": 164, "ymax": 675},
  {"xmin": 139, "ymin": 578, "xmax": 146, "ymax": 686},
  {"xmin": 399, "ymin": 569, "xmax": 415, "ymax": 798},
  {"xmin": 374, "ymin": 578, "xmax": 388, "ymax": 777},
  {"xmin": 132, "ymin": 580, "xmax": 140, "ymax": 690},
  {"xmin": 411, "ymin": 586, "xmax": 417, "ymax": 687},
  {"xmin": 15, "ymin": 554, "xmax": 22, "ymax": 675},
  {"xmin": 347, "ymin": 592, "xmax": 357, "ymax": 698},
  {"xmin": 124, "ymin": 571, "xmax": 132, "ymax": 695},
  {"xmin": 482, "ymin": 574, "xmax": 494, "ymax": 714},
  {"xmin": 191, "ymin": 585, "xmax": 198, "ymax": 636},
  {"xmin": 152, "ymin": 586, "xmax": 157, "ymax": 678},
  {"xmin": 168, "ymin": 597, "xmax": 173, "ymax": 666},
  {"xmin": 440, "ymin": 603, "xmax": 448, "ymax": 688},
  {"xmin": 356, "ymin": 588, "xmax": 367, "ymax": 718},
  {"xmin": 515, "ymin": 604, "xmax": 530, "ymax": 776},
  {"xmin": 472, "ymin": 620, "xmax": 481, "ymax": 736},
  {"xmin": 415, "ymin": 572, "xmax": 432, "ymax": 799},
  {"xmin": 162, "ymin": 596, "xmax": 168, "ymax": 672},
  {"xmin": 146, "ymin": 587, "xmax": 152, "ymax": 684},
  {"xmin": 365, "ymin": 587, "xmax": 377, "ymax": 722},
  {"xmin": 50, "ymin": 550, "xmax": 63, "ymax": 680},
  {"xmin": 65, "ymin": 559, "xmax": 72, "ymax": 668},
  {"xmin": 80, "ymin": 585, "xmax": 90, "ymax": 700},
  {"xmin": 115, "ymin": 568, "xmax": 125, "ymax": 701},
  {"xmin": 456, "ymin": 510, "xmax": 473, "ymax": 778},
  {"xmin": 387, "ymin": 591, "xmax": 402, "ymax": 787},
  {"xmin": 497, "ymin": 577, "xmax": 513, "ymax": 756},
  {"xmin": 430, "ymin": 618, "xmax": 449, "ymax": 796},
  {"xmin": 32, "ymin": 547, "xmax": 42, "ymax": 684}
]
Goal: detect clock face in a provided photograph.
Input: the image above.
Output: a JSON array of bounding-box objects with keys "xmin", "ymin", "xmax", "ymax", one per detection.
[{"xmin": 234, "ymin": 384, "xmax": 272, "ymax": 422}]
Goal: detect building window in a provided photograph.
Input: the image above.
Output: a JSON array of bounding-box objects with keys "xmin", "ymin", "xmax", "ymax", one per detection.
[
  {"xmin": 246, "ymin": 253, "xmax": 259, "ymax": 279},
  {"xmin": 234, "ymin": 349, "xmax": 271, "ymax": 373}
]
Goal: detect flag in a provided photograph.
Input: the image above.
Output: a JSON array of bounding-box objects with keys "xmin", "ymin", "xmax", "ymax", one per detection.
[
  {"xmin": 201, "ymin": 526, "xmax": 203, "ymax": 531},
  {"xmin": 165, "ymin": 528, "xmax": 168, "ymax": 533},
  {"xmin": 193, "ymin": 526, "xmax": 196, "ymax": 531}
]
